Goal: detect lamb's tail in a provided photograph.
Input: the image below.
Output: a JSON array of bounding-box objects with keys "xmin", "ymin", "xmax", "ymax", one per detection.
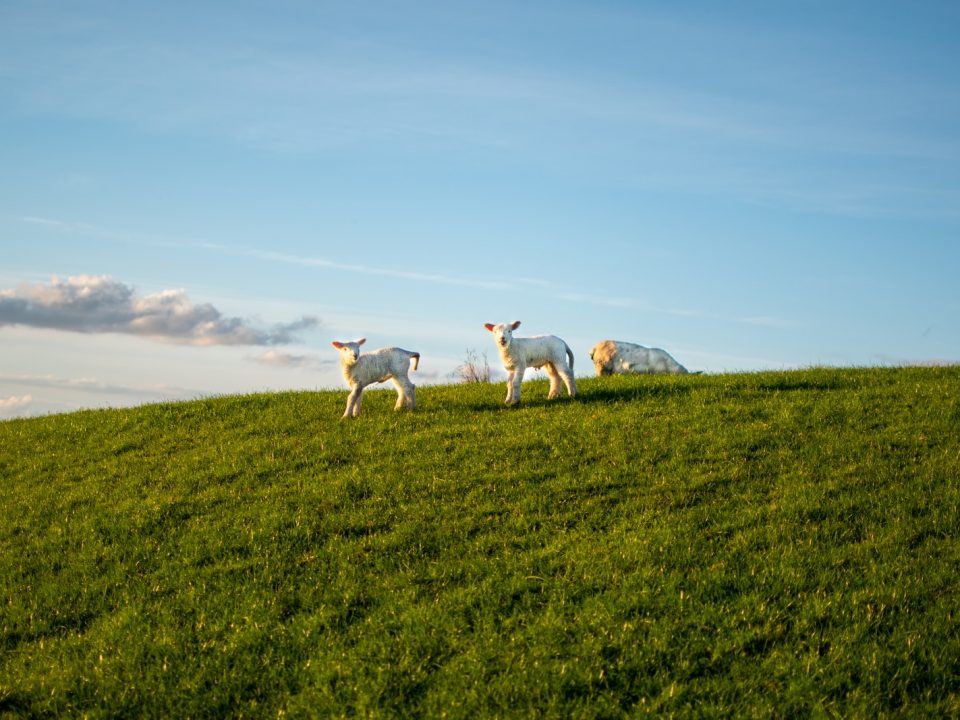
[
  {"xmin": 565, "ymin": 344, "xmax": 574, "ymax": 371},
  {"xmin": 410, "ymin": 352, "xmax": 420, "ymax": 372}
]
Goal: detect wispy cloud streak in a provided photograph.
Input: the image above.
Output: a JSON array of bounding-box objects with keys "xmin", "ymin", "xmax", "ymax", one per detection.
[
  {"xmin": 19, "ymin": 217, "xmax": 513, "ymax": 292},
  {"xmin": 557, "ymin": 291, "xmax": 706, "ymax": 319},
  {"xmin": 237, "ymin": 248, "xmax": 510, "ymax": 291},
  {"xmin": 1, "ymin": 374, "xmax": 198, "ymax": 399},
  {"xmin": 557, "ymin": 291, "xmax": 795, "ymax": 328},
  {"xmin": 249, "ymin": 350, "xmax": 333, "ymax": 370}
]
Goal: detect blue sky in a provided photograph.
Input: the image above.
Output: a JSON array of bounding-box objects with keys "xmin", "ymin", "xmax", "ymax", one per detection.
[{"xmin": 2, "ymin": 1, "xmax": 958, "ymax": 418}]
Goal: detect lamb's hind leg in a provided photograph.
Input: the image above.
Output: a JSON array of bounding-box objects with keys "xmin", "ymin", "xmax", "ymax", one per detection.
[
  {"xmin": 390, "ymin": 375, "xmax": 416, "ymax": 410},
  {"xmin": 559, "ymin": 365, "xmax": 577, "ymax": 397},
  {"xmin": 544, "ymin": 363, "xmax": 562, "ymax": 399}
]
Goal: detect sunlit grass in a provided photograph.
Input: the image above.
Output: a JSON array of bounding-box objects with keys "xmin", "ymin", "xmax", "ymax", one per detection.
[{"xmin": 2, "ymin": 367, "xmax": 959, "ymax": 717}]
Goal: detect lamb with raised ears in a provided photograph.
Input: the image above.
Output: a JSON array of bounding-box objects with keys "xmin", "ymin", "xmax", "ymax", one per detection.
[
  {"xmin": 484, "ymin": 320, "xmax": 576, "ymax": 405},
  {"xmin": 331, "ymin": 338, "xmax": 420, "ymax": 418}
]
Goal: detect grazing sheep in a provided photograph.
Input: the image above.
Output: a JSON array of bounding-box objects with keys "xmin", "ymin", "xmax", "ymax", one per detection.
[
  {"xmin": 589, "ymin": 339, "xmax": 689, "ymax": 376},
  {"xmin": 331, "ymin": 338, "xmax": 420, "ymax": 418},
  {"xmin": 484, "ymin": 321, "xmax": 576, "ymax": 405}
]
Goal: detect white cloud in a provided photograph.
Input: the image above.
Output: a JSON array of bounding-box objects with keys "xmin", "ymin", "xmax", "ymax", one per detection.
[
  {"xmin": 0, "ymin": 394, "xmax": 32, "ymax": 418},
  {"xmin": 0, "ymin": 275, "xmax": 319, "ymax": 346}
]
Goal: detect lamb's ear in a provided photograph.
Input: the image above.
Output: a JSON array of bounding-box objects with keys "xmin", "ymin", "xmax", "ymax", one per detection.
[
  {"xmin": 331, "ymin": 341, "xmax": 343, "ymax": 349},
  {"xmin": 484, "ymin": 323, "xmax": 495, "ymax": 332},
  {"xmin": 510, "ymin": 320, "xmax": 521, "ymax": 330},
  {"xmin": 357, "ymin": 338, "xmax": 366, "ymax": 346}
]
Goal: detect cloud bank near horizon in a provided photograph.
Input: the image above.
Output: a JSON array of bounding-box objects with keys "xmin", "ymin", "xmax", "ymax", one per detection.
[
  {"xmin": 0, "ymin": 275, "xmax": 319, "ymax": 346},
  {"xmin": 0, "ymin": 394, "xmax": 32, "ymax": 418}
]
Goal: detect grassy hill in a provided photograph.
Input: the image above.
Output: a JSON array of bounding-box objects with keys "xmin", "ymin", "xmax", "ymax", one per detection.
[{"xmin": 2, "ymin": 367, "xmax": 959, "ymax": 718}]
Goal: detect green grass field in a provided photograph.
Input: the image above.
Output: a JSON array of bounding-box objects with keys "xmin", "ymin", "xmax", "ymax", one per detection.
[{"xmin": 2, "ymin": 367, "xmax": 959, "ymax": 718}]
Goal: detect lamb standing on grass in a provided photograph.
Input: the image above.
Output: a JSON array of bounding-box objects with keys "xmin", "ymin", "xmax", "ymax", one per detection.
[
  {"xmin": 331, "ymin": 338, "xmax": 420, "ymax": 418},
  {"xmin": 484, "ymin": 321, "xmax": 576, "ymax": 405},
  {"xmin": 589, "ymin": 339, "xmax": 689, "ymax": 376}
]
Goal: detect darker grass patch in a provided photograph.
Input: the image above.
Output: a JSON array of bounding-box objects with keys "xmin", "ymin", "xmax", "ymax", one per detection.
[{"xmin": 578, "ymin": 379, "xmax": 696, "ymax": 405}]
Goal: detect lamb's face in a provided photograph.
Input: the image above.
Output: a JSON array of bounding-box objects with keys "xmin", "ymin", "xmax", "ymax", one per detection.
[
  {"xmin": 589, "ymin": 341, "xmax": 616, "ymax": 376},
  {"xmin": 594, "ymin": 360, "xmax": 613, "ymax": 376},
  {"xmin": 493, "ymin": 323, "xmax": 512, "ymax": 349},
  {"xmin": 332, "ymin": 338, "xmax": 365, "ymax": 365},
  {"xmin": 485, "ymin": 321, "xmax": 520, "ymax": 350}
]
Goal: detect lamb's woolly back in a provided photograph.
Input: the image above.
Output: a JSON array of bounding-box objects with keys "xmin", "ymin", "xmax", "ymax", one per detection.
[
  {"xmin": 590, "ymin": 339, "xmax": 688, "ymax": 376},
  {"xmin": 347, "ymin": 347, "xmax": 418, "ymax": 383}
]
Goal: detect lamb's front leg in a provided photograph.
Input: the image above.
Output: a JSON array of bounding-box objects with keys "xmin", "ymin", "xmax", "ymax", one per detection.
[
  {"xmin": 344, "ymin": 385, "xmax": 363, "ymax": 418},
  {"xmin": 352, "ymin": 389, "xmax": 363, "ymax": 417},
  {"xmin": 506, "ymin": 367, "xmax": 524, "ymax": 405}
]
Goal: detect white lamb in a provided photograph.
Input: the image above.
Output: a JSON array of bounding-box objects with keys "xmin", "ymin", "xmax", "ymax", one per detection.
[
  {"xmin": 484, "ymin": 320, "xmax": 577, "ymax": 405},
  {"xmin": 331, "ymin": 338, "xmax": 420, "ymax": 418},
  {"xmin": 589, "ymin": 339, "xmax": 689, "ymax": 376}
]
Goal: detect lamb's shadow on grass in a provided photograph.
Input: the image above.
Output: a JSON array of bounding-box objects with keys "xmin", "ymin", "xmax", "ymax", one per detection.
[
  {"xmin": 457, "ymin": 379, "xmax": 696, "ymax": 412},
  {"xmin": 575, "ymin": 382, "xmax": 695, "ymax": 405},
  {"xmin": 754, "ymin": 376, "xmax": 855, "ymax": 392}
]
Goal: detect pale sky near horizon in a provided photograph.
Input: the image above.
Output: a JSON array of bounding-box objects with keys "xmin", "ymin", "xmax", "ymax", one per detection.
[{"xmin": 2, "ymin": 1, "xmax": 959, "ymax": 418}]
